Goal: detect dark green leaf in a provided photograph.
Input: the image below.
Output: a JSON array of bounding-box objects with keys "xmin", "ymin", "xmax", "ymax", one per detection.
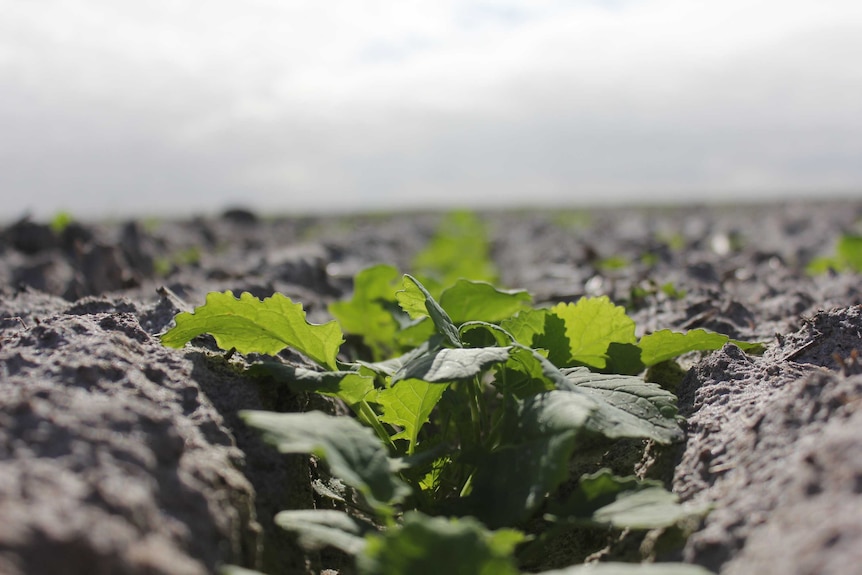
[
  {"xmin": 592, "ymin": 487, "xmax": 709, "ymax": 529},
  {"xmin": 494, "ymin": 345, "xmax": 555, "ymax": 398},
  {"xmin": 274, "ymin": 509, "xmax": 372, "ymax": 555},
  {"xmin": 547, "ymin": 472, "xmax": 710, "ymax": 539},
  {"xmin": 562, "ymin": 367, "xmax": 684, "ymax": 444},
  {"xmin": 469, "ymin": 390, "xmax": 599, "ymax": 527},
  {"xmin": 358, "ymin": 512, "xmax": 522, "ymax": 575},
  {"xmin": 549, "ymin": 469, "xmax": 661, "ymax": 519},
  {"xmin": 535, "ymin": 563, "xmax": 715, "ymax": 575},
  {"xmin": 393, "ymin": 346, "xmax": 512, "ymax": 384},
  {"xmin": 248, "ymin": 362, "xmax": 374, "ymax": 408},
  {"xmin": 240, "ymin": 410, "xmax": 410, "ymax": 510}
]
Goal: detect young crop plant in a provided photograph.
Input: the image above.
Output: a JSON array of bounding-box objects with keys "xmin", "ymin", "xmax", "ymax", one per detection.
[
  {"xmin": 162, "ymin": 265, "xmax": 758, "ymax": 575},
  {"xmin": 806, "ymin": 233, "xmax": 862, "ymax": 274}
]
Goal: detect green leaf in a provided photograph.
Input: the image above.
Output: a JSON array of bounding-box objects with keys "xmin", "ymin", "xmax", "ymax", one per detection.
[
  {"xmin": 240, "ymin": 410, "xmax": 410, "ymax": 511},
  {"xmin": 460, "ymin": 321, "xmax": 516, "ymax": 348},
  {"xmin": 551, "ymin": 469, "xmax": 657, "ymax": 519},
  {"xmin": 358, "ymin": 336, "xmax": 443, "ymax": 378},
  {"xmin": 392, "ymin": 346, "xmax": 512, "ymax": 384},
  {"xmin": 328, "ymin": 264, "xmax": 402, "ymax": 359},
  {"xmin": 562, "ymin": 367, "xmax": 684, "ymax": 444},
  {"xmin": 397, "ymin": 275, "xmax": 461, "ymax": 347},
  {"xmin": 375, "ymin": 378, "xmax": 450, "ymax": 454},
  {"xmin": 219, "ymin": 567, "xmax": 268, "ymax": 575},
  {"xmin": 501, "ymin": 308, "xmax": 549, "ymax": 348},
  {"xmin": 494, "ymin": 345, "xmax": 555, "ymax": 398},
  {"xmin": 411, "ymin": 210, "xmax": 498, "ymax": 291},
  {"xmin": 358, "ymin": 512, "xmax": 522, "ymax": 575},
  {"xmin": 547, "ymin": 297, "xmax": 637, "ymax": 369},
  {"xmin": 535, "ymin": 563, "xmax": 715, "ymax": 575},
  {"xmin": 273, "ymin": 509, "xmax": 372, "ymax": 555},
  {"xmin": 592, "ymin": 487, "xmax": 708, "ymax": 530},
  {"xmin": 248, "ymin": 362, "xmax": 374, "ymax": 408},
  {"xmin": 394, "ymin": 276, "xmax": 428, "ymax": 319},
  {"xmin": 836, "ymin": 234, "xmax": 862, "ymax": 271},
  {"xmin": 161, "ymin": 291, "xmax": 343, "ymax": 369},
  {"xmin": 638, "ymin": 328, "xmax": 730, "ymax": 367},
  {"xmin": 548, "ymin": 472, "xmax": 710, "ymax": 541},
  {"xmin": 807, "ymin": 234, "xmax": 862, "ymax": 274},
  {"xmin": 438, "ymin": 280, "xmax": 532, "ymax": 324},
  {"xmin": 469, "ymin": 390, "xmax": 599, "ymax": 527}
]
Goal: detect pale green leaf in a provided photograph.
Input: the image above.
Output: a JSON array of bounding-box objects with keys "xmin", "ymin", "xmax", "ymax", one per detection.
[
  {"xmin": 638, "ymin": 329, "xmax": 730, "ymax": 367},
  {"xmin": 548, "ymin": 297, "xmax": 637, "ymax": 369},
  {"xmin": 161, "ymin": 291, "xmax": 343, "ymax": 369}
]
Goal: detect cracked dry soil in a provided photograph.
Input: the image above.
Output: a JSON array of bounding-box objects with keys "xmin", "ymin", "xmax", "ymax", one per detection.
[{"xmin": 1, "ymin": 201, "xmax": 861, "ymax": 574}]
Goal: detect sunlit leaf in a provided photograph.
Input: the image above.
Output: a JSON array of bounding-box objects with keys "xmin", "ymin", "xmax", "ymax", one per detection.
[
  {"xmin": 638, "ymin": 328, "xmax": 730, "ymax": 367},
  {"xmin": 375, "ymin": 378, "xmax": 450, "ymax": 454},
  {"xmin": 161, "ymin": 290, "xmax": 343, "ymax": 369},
  {"xmin": 547, "ymin": 297, "xmax": 637, "ymax": 369}
]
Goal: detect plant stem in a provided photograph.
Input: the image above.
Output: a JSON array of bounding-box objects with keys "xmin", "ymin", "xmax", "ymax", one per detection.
[{"xmin": 355, "ymin": 400, "xmax": 397, "ymax": 452}]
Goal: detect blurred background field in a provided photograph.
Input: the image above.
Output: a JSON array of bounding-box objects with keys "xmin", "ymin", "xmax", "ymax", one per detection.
[{"xmin": 2, "ymin": 0, "xmax": 861, "ymax": 222}]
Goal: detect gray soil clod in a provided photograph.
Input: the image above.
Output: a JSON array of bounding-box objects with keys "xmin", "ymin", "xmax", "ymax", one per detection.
[{"xmin": 1, "ymin": 201, "xmax": 861, "ymax": 574}]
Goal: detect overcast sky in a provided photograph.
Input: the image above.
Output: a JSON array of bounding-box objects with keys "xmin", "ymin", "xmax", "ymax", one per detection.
[{"xmin": 2, "ymin": 0, "xmax": 861, "ymax": 221}]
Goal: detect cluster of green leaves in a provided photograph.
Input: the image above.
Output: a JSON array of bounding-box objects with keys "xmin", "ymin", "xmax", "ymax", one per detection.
[
  {"xmin": 160, "ymin": 211, "xmax": 751, "ymax": 574},
  {"xmin": 49, "ymin": 211, "xmax": 74, "ymax": 234},
  {"xmin": 411, "ymin": 210, "xmax": 499, "ymax": 293},
  {"xmin": 807, "ymin": 234, "xmax": 862, "ymax": 274},
  {"xmin": 161, "ymin": 270, "xmax": 752, "ymax": 574}
]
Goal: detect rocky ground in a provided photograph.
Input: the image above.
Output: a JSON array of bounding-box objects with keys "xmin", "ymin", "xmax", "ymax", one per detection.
[{"xmin": 1, "ymin": 201, "xmax": 861, "ymax": 574}]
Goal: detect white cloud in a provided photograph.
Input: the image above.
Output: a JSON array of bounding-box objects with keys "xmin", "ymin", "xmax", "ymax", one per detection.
[{"xmin": 0, "ymin": 0, "xmax": 860, "ymax": 219}]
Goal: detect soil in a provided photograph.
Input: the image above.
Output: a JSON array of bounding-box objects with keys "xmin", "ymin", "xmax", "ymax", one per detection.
[{"xmin": 1, "ymin": 201, "xmax": 861, "ymax": 574}]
